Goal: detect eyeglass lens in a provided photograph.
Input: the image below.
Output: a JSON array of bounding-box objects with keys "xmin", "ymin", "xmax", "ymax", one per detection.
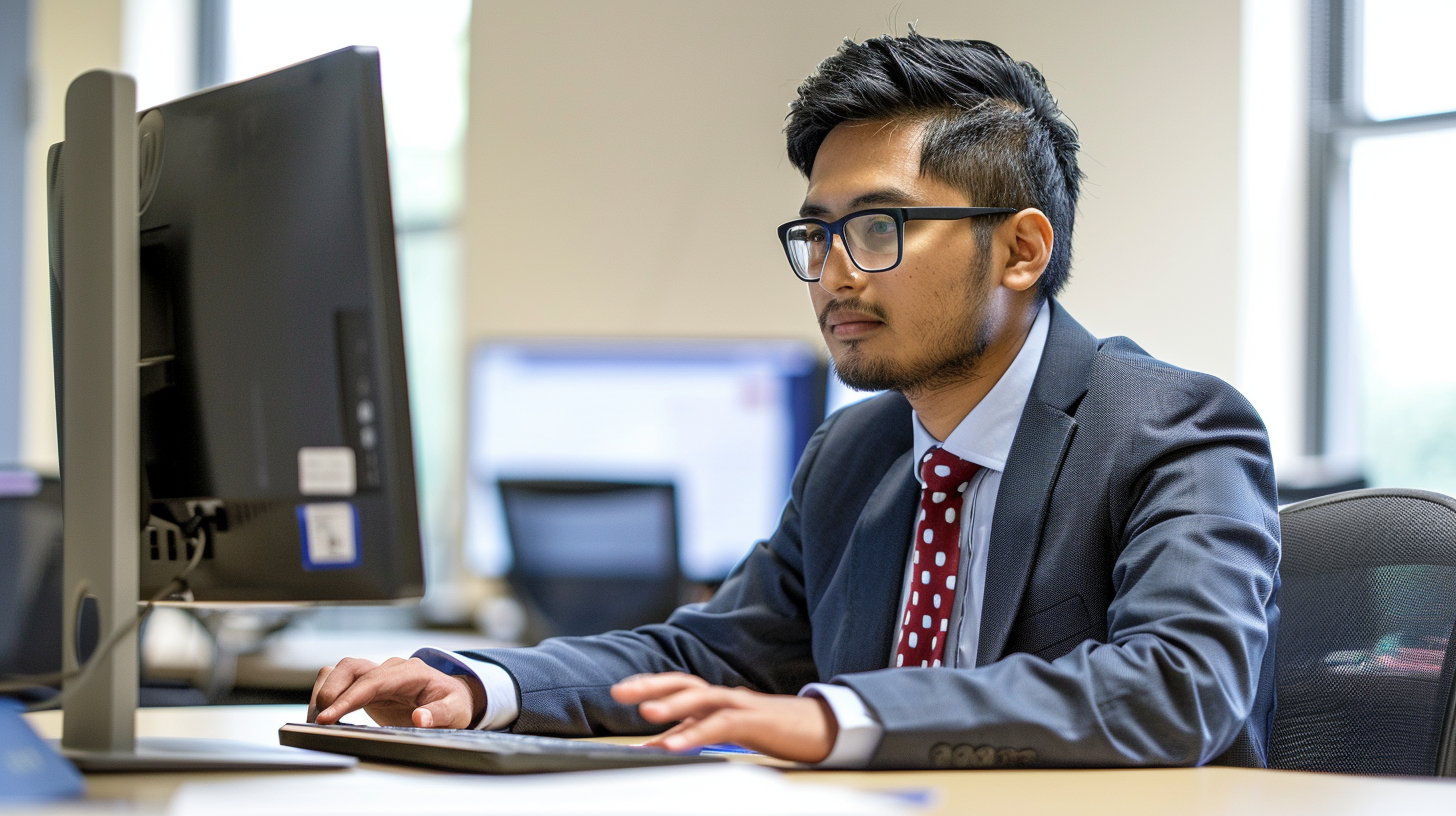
[{"xmin": 785, "ymin": 213, "xmax": 901, "ymax": 280}]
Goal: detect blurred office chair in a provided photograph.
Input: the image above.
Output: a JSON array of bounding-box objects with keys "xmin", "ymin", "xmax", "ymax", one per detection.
[
  {"xmin": 1270, "ymin": 488, "xmax": 1456, "ymax": 775},
  {"xmin": 0, "ymin": 474, "xmax": 208, "ymax": 706},
  {"xmin": 0, "ymin": 474, "xmax": 63, "ymax": 682},
  {"xmin": 497, "ymin": 480, "xmax": 682, "ymax": 642},
  {"xmin": 1276, "ymin": 458, "xmax": 1368, "ymax": 505}
]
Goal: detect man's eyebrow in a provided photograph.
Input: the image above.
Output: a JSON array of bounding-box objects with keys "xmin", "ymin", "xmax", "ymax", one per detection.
[
  {"xmin": 849, "ymin": 188, "xmax": 916, "ymax": 208},
  {"xmin": 798, "ymin": 187, "xmax": 918, "ymax": 218}
]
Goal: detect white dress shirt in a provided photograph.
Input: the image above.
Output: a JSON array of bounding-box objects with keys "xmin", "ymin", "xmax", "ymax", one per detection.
[{"xmin": 416, "ymin": 301, "xmax": 1052, "ymax": 763}]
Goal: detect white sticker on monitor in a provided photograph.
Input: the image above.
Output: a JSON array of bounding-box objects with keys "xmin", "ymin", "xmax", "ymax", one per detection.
[
  {"xmin": 298, "ymin": 447, "xmax": 357, "ymax": 496},
  {"xmin": 297, "ymin": 502, "xmax": 360, "ymax": 569}
]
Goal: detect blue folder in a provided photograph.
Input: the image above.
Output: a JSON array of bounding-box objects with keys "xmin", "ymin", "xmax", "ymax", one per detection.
[{"xmin": 0, "ymin": 698, "xmax": 85, "ymax": 802}]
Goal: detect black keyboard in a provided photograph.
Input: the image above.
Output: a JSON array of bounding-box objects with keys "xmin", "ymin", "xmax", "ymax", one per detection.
[{"xmin": 278, "ymin": 722, "xmax": 723, "ymax": 774}]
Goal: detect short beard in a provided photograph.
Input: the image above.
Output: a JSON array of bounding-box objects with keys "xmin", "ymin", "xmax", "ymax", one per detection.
[{"xmin": 825, "ymin": 256, "xmax": 995, "ymax": 398}]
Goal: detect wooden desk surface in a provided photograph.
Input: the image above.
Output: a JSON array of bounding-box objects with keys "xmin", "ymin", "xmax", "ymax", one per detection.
[{"xmin": 22, "ymin": 705, "xmax": 1456, "ymax": 816}]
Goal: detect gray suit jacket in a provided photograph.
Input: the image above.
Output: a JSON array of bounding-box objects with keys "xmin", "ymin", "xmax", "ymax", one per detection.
[{"xmin": 463, "ymin": 300, "xmax": 1281, "ymax": 769}]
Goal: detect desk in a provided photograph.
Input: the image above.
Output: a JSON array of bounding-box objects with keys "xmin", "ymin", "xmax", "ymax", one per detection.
[{"xmin": 20, "ymin": 706, "xmax": 1456, "ymax": 815}]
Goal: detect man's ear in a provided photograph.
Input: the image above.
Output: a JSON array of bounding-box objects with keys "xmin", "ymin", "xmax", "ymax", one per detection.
[{"xmin": 997, "ymin": 209, "xmax": 1054, "ymax": 293}]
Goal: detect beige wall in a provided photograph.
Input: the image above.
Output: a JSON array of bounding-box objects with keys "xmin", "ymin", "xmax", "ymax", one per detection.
[
  {"xmin": 21, "ymin": 1, "xmax": 1280, "ymax": 470},
  {"xmin": 21, "ymin": 0, "xmax": 125, "ymax": 473},
  {"xmin": 463, "ymin": 1, "xmax": 1243, "ymax": 383}
]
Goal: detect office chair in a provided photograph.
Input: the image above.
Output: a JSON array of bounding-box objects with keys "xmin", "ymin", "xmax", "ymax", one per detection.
[
  {"xmin": 497, "ymin": 480, "xmax": 682, "ymax": 642},
  {"xmin": 0, "ymin": 476, "xmax": 211, "ymax": 706},
  {"xmin": 0, "ymin": 476, "xmax": 64, "ymax": 682},
  {"xmin": 1270, "ymin": 488, "xmax": 1456, "ymax": 775}
]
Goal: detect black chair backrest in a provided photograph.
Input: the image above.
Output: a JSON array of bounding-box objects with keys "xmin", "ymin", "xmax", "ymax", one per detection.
[
  {"xmin": 0, "ymin": 476, "xmax": 63, "ymax": 678},
  {"xmin": 1272, "ymin": 488, "xmax": 1456, "ymax": 775},
  {"xmin": 497, "ymin": 479, "xmax": 681, "ymax": 641}
]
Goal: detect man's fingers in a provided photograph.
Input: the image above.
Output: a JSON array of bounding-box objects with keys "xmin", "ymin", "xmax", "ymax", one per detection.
[
  {"xmin": 307, "ymin": 665, "xmax": 334, "ymax": 723},
  {"xmin": 643, "ymin": 694, "xmax": 836, "ymax": 763},
  {"xmin": 653, "ymin": 710, "xmax": 746, "ymax": 753},
  {"xmin": 609, "ymin": 672, "xmax": 753, "ymax": 726},
  {"xmin": 314, "ymin": 670, "xmax": 395, "ymax": 724},
  {"xmin": 312, "ymin": 657, "xmax": 480, "ymax": 729},
  {"xmin": 637, "ymin": 686, "xmax": 745, "ymax": 724},
  {"xmin": 311, "ymin": 658, "xmax": 379, "ymax": 723},
  {"xmin": 645, "ymin": 717, "xmax": 699, "ymax": 739},
  {"xmin": 314, "ymin": 658, "xmax": 416, "ymax": 724},
  {"xmin": 639, "ymin": 717, "xmax": 699, "ymax": 747},
  {"xmin": 411, "ymin": 696, "xmax": 471, "ymax": 730},
  {"xmin": 610, "ymin": 672, "xmax": 709, "ymax": 705}
]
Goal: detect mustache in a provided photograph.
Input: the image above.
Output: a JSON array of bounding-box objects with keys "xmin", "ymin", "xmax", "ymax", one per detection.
[{"xmin": 817, "ymin": 298, "xmax": 889, "ymax": 332}]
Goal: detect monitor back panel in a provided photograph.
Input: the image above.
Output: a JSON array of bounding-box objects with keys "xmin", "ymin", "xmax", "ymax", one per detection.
[{"xmin": 135, "ymin": 48, "xmax": 422, "ymax": 602}]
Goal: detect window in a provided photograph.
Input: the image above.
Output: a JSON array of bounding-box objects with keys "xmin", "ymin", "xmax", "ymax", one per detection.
[
  {"xmin": 0, "ymin": 0, "xmax": 26, "ymax": 467},
  {"xmin": 1309, "ymin": 0, "xmax": 1456, "ymax": 492},
  {"xmin": 221, "ymin": 1, "xmax": 471, "ymax": 605},
  {"xmin": 123, "ymin": 0, "xmax": 470, "ymax": 616}
]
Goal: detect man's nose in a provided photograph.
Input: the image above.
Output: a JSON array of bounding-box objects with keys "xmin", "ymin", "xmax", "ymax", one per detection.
[{"xmin": 816, "ymin": 238, "xmax": 866, "ymax": 295}]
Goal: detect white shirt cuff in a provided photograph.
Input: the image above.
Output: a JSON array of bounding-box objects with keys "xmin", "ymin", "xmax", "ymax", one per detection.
[
  {"xmin": 411, "ymin": 647, "xmax": 520, "ymax": 731},
  {"xmin": 799, "ymin": 683, "xmax": 883, "ymax": 768}
]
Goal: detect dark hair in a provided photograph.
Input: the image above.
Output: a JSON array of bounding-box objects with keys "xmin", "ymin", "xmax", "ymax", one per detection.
[{"xmin": 786, "ymin": 32, "xmax": 1082, "ymax": 300}]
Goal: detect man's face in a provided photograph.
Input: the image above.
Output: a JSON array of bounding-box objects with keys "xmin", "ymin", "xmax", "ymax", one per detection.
[{"xmin": 801, "ymin": 120, "xmax": 997, "ymax": 395}]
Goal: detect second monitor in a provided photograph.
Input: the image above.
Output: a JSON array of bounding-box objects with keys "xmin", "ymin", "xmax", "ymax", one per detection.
[{"xmin": 465, "ymin": 341, "xmax": 826, "ymax": 583}]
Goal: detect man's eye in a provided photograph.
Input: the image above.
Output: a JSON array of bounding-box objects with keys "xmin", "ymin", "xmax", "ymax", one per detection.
[{"xmin": 869, "ymin": 220, "xmax": 894, "ymax": 234}]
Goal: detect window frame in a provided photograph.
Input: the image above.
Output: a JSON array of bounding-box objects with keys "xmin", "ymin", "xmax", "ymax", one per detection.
[
  {"xmin": 0, "ymin": 0, "xmax": 28, "ymax": 465},
  {"xmin": 1306, "ymin": 0, "xmax": 1456, "ymax": 463},
  {"xmin": 200, "ymin": 0, "xmax": 472, "ymax": 613}
]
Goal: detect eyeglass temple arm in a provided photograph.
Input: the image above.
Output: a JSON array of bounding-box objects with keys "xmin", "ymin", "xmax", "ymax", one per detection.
[{"xmin": 902, "ymin": 207, "xmax": 1020, "ymax": 221}]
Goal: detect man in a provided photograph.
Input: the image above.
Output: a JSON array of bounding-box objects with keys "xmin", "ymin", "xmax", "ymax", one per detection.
[{"xmin": 310, "ymin": 33, "xmax": 1280, "ymax": 769}]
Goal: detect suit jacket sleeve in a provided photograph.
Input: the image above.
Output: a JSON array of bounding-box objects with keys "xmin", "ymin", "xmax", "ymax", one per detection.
[
  {"xmin": 833, "ymin": 370, "xmax": 1281, "ymax": 768},
  {"xmin": 455, "ymin": 413, "xmax": 839, "ymax": 736}
]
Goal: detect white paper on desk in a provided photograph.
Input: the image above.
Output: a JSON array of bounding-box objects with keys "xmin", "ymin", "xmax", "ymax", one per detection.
[{"xmin": 165, "ymin": 763, "xmax": 912, "ymax": 816}]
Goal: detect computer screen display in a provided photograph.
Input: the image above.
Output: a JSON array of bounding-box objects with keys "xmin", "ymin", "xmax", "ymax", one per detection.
[
  {"xmin": 465, "ymin": 341, "xmax": 824, "ymax": 581},
  {"xmin": 825, "ymin": 366, "xmax": 882, "ymax": 416}
]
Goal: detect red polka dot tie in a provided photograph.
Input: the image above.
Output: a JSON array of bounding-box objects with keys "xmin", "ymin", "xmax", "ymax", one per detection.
[{"xmin": 895, "ymin": 447, "xmax": 979, "ymax": 669}]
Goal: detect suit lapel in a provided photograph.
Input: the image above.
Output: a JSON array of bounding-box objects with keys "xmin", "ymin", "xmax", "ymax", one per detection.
[
  {"xmin": 828, "ymin": 448, "xmax": 920, "ymax": 677},
  {"xmin": 976, "ymin": 300, "xmax": 1097, "ymax": 666}
]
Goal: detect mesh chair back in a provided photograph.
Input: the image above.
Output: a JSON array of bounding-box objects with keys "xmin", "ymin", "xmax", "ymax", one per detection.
[
  {"xmin": 1272, "ymin": 488, "xmax": 1456, "ymax": 775},
  {"xmin": 0, "ymin": 477, "xmax": 63, "ymax": 677},
  {"xmin": 498, "ymin": 479, "xmax": 681, "ymax": 641}
]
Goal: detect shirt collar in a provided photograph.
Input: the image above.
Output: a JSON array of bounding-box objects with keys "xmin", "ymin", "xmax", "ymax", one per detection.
[{"xmin": 912, "ymin": 300, "xmax": 1051, "ymax": 478}]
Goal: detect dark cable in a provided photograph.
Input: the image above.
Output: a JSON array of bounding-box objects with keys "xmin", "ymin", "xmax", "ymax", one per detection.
[{"xmin": 0, "ymin": 513, "xmax": 214, "ymax": 708}]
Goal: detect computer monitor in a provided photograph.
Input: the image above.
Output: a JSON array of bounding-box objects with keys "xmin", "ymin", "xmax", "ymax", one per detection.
[
  {"xmin": 42, "ymin": 47, "xmax": 420, "ymax": 768},
  {"xmin": 825, "ymin": 365, "xmax": 882, "ymax": 416},
  {"xmin": 464, "ymin": 341, "xmax": 826, "ymax": 582},
  {"xmin": 50, "ymin": 48, "xmax": 423, "ymax": 603}
]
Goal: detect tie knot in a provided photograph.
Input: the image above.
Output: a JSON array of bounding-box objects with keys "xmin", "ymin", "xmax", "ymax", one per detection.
[{"xmin": 919, "ymin": 447, "xmax": 978, "ymax": 493}]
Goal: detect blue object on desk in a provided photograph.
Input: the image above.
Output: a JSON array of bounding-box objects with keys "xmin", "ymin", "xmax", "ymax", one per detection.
[
  {"xmin": 699, "ymin": 743, "xmax": 759, "ymax": 755},
  {"xmin": 0, "ymin": 698, "xmax": 85, "ymax": 802}
]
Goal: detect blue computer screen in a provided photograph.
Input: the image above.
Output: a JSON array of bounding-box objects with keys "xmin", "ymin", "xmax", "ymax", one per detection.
[
  {"xmin": 825, "ymin": 364, "xmax": 882, "ymax": 416},
  {"xmin": 464, "ymin": 340, "xmax": 824, "ymax": 581}
]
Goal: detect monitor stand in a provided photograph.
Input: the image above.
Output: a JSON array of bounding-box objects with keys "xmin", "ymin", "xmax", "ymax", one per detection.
[{"xmin": 54, "ymin": 69, "xmax": 351, "ymax": 774}]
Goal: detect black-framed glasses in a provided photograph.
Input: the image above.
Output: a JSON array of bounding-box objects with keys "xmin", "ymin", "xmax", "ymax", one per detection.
[{"xmin": 776, "ymin": 207, "xmax": 1018, "ymax": 282}]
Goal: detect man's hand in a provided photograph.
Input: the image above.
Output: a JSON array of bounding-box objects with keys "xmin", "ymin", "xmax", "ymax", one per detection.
[
  {"xmin": 610, "ymin": 672, "xmax": 837, "ymax": 763},
  {"xmin": 309, "ymin": 656, "xmax": 484, "ymax": 729}
]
